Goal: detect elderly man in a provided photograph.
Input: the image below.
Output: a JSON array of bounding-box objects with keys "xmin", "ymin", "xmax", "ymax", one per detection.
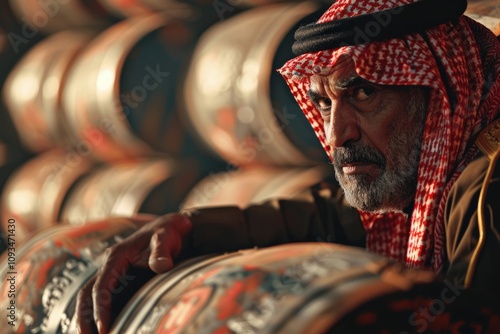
[{"xmin": 77, "ymin": 0, "xmax": 500, "ymax": 332}]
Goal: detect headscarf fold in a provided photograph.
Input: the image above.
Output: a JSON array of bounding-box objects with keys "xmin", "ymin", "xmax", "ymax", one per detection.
[{"xmin": 279, "ymin": 0, "xmax": 500, "ymax": 271}]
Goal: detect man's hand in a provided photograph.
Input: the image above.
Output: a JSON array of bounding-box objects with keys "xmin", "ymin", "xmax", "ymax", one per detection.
[{"xmin": 75, "ymin": 213, "xmax": 192, "ymax": 334}]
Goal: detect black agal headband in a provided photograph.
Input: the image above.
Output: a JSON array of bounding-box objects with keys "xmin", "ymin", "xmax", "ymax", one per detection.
[{"xmin": 292, "ymin": 0, "xmax": 468, "ymax": 55}]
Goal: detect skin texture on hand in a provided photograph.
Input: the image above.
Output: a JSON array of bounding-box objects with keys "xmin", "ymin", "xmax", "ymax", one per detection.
[{"xmin": 75, "ymin": 213, "xmax": 193, "ymax": 334}]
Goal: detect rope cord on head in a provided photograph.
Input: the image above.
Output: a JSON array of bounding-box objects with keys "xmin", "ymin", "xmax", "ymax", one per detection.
[{"xmin": 292, "ymin": 0, "xmax": 467, "ymax": 55}]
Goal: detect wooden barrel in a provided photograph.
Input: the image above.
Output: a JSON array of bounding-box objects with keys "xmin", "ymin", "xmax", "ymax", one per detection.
[
  {"xmin": 111, "ymin": 242, "xmax": 498, "ymax": 333},
  {"xmin": 59, "ymin": 156, "xmax": 212, "ymax": 226},
  {"xmin": 0, "ymin": 216, "xmax": 154, "ymax": 334},
  {"xmin": 61, "ymin": 12, "xmax": 230, "ymax": 164},
  {"xmin": 0, "ymin": 1, "xmax": 25, "ymax": 33},
  {"xmin": 0, "ymin": 149, "xmax": 95, "ymax": 243},
  {"xmin": 183, "ymin": 2, "xmax": 328, "ymax": 167},
  {"xmin": 0, "ymin": 138, "xmax": 32, "ymax": 255},
  {"xmin": 2, "ymin": 30, "xmax": 96, "ymax": 152},
  {"xmin": 0, "ymin": 139, "xmax": 33, "ymax": 202},
  {"xmin": 96, "ymin": 0, "xmax": 309, "ymax": 18},
  {"xmin": 7, "ymin": 0, "xmax": 117, "ymax": 35},
  {"xmin": 231, "ymin": 0, "xmax": 306, "ymax": 6},
  {"xmin": 0, "ymin": 20, "xmax": 35, "ymax": 250},
  {"xmin": 96, "ymin": 0, "xmax": 191, "ymax": 17},
  {"xmin": 181, "ymin": 164, "xmax": 335, "ymax": 209},
  {"xmin": 0, "ymin": 16, "xmax": 42, "ymax": 152}
]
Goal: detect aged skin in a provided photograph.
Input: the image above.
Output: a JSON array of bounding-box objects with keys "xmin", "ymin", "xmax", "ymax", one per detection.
[{"xmin": 307, "ymin": 58, "xmax": 428, "ymax": 213}]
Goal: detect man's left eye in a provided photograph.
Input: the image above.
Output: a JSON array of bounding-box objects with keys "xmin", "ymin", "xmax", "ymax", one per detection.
[{"xmin": 353, "ymin": 87, "xmax": 375, "ymax": 101}]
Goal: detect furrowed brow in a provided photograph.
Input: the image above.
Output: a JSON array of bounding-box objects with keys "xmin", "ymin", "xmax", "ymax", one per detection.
[
  {"xmin": 335, "ymin": 76, "xmax": 367, "ymax": 90},
  {"xmin": 307, "ymin": 89, "xmax": 321, "ymax": 103}
]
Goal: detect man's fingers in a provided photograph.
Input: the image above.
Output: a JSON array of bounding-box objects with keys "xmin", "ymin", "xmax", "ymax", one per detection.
[
  {"xmin": 148, "ymin": 214, "xmax": 192, "ymax": 273},
  {"xmin": 76, "ymin": 276, "xmax": 98, "ymax": 334},
  {"xmin": 92, "ymin": 234, "xmax": 150, "ymax": 333},
  {"xmin": 134, "ymin": 248, "xmax": 152, "ymax": 268},
  {"xmin": 82, "ymin": 214, "xmax": 192, "ymax": 331},
  {"xmin": 92, "ymin": 248, "xmax": 123, "ymax": 333},
  {"xmin": 148, "ymin": 228, "xmax": 176, "ymax": 273}
]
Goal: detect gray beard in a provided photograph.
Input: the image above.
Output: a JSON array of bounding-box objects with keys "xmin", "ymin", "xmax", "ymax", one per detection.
[{"xmin": 332, "ymin": 88, "xmax": 427, "ymax": 213}]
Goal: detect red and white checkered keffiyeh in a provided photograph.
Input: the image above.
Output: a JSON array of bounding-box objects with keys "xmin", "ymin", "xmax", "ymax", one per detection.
[{"xmin": 279, "ymin": 0, "xmax": 500, "ymax": 271}]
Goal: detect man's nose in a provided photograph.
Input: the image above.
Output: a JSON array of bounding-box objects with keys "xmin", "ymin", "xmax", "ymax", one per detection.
[{"xmin": 324, "ymin": 101, "xmax": 360, "ymax": 148}]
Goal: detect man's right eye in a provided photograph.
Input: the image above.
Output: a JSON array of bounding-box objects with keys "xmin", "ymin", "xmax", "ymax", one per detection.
[
  {"xmin": 316, "ymin": 97, "xmax": 331, "ymax": 110},
  {"xmin": 307, "ymin": 90, "xmax": 331, "ymax": 117},
  {"xmin": 314, "ymin": 97, "xmax": 331, "ymax": 119}
]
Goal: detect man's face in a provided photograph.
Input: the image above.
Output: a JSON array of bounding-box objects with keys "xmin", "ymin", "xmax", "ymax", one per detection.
[{"xmin": 308, "ymin": 58, "xmax": 428, "ymax": 213}]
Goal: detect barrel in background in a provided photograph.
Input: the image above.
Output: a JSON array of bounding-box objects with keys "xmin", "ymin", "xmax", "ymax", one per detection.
[
  {"xmin": 0, "ymin": 2, "xmax": 53, "ymax": 222},
  {"xmin": 0, "ymin": 149, "xmax": 95, "ymax": 242},
  {"xmin": 181, "ymin": 164, "xmax": 335, "ymax": 210},
  {"xmin": 97, "ymin": 0, "xmax": 191, "ymax": 18},
  {"xmin": 3, "ymin": 30, "xmax": 97, "ymax": 152},
  {"xmin": 0, "ymin": 140, "xmax": 33, "ymax": 254},
  {"xmin": 0, "ymin": 8, "xmax": 41, "ymax": 156},
  {"xmin": 59, "ymin": 155, "xmax": 215, "ymax": 226},
  {"xmin": 61, "ymin": 11, "xmax": 231, "ymax": 166},
  {"xmin": 184, "ymin": 2, "xmax": 329, "ymax": 167},
  {"xmin": 7, "ymin": 0, "xmax": 117, "ymax": 35},
  {"xmin": 0, "ymin": 149, "xmax": 222, "ymax": 244}
]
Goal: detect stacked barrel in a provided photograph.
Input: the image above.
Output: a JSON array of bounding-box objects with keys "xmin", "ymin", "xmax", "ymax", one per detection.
[
  {"xmin": 180, "ymin": 1, "xmax": 336, "ymax": 211},
  {"xmin": 0, "ymin": 1, "xmax": 499, "ymax": 333},
  {"xmin": 0, "ymin": 0, "xmax": 231, "ymax": 244}
]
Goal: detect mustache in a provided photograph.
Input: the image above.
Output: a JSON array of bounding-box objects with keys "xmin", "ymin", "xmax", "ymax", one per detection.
[{"xmin": 332, "ymin": 145, "xmax": 385, "ymax": 167}]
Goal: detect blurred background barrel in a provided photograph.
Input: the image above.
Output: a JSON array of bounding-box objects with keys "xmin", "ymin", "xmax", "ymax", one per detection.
[
  {"xmin": 62, "ymin": 13, "xmax": 176, "ymax": 161},
  {"xmin": 0, "ymin": 151, "xmax": 218, "ymax": 240},
  {"xmin": 7, "ymin": 0, "xmax": 118, "ymax": 35},
  {"xmin": 96, "ymin": 0, "xmax": 191, "ymax": 18},
  {"xmin": 3, "ymin": 30, "xmax": 97, "ymax": 152},
  {"xmin": 0, "ymin": 140, "xmax": 32, "ymax": 254},
  {"xmin": 1, "ymin": 12, "xmax": 43, "ymax": 253},
  {"xmin": 181, "ymin": 164, "xmax": 335, "ymax": 209},
  {"xmin": 59, "ymin": 155, "xmax": 212, "ymax": 226},
  {"xmin": 60, "ymin": 10, "xmax": 238, "ymax": 165},
  {"xmin": 0, "ymin": 2, "xmax": 41, "ymax": 160},
  {"xmin": 183, "ymin": 2, "xmax": 329, "ymax": 167},
  {"xmin": 0, "ymin": 149, "xmax": 95, "ymax": 242}
]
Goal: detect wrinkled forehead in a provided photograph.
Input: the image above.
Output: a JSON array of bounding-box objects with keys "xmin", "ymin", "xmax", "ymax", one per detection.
[{"xmin": 308, "ymin": 56, "xmax": 362, "ymax": 91}]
